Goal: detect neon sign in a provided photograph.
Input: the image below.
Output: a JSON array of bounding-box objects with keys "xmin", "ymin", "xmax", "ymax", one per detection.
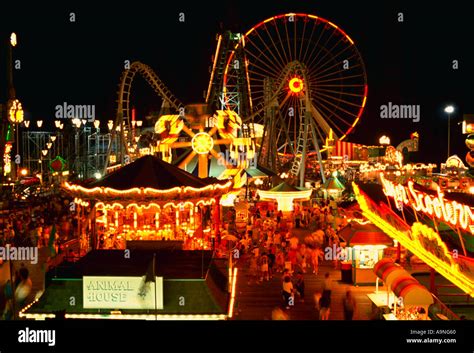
[
  {"xmin": 380, "ymin": 173, "xmax": 474, "ymax": 234},
  {"xmin": 353, "ymin": 182, "xmax": 474, "ymax": 297},
  {"xmin": 3, "ymin": 143, "xmax": 12, "ymax": 176}
]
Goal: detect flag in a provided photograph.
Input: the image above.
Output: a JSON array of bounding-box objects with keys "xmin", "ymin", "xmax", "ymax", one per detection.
[
  {"xmin": 138, "ymin": 255, "xmax": 156, "ymax": 299},
  {"xmin": 48, "ymin": 224, "xmax": 57, "ymax": 257},
  {"xmin": 144, "ymin": 256, "xmax": 156, "ymax": 284}
]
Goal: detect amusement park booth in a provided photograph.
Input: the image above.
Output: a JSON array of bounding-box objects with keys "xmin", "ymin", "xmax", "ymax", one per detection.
[
  {"xmin": 20, "ymin": 249, "xmax": 232, "ymax": 320},
  {"xmin": 63, "ymin": 155, "xmax": 233, "ymax": 252},
  {"xmin": 371, "ymin": 259, "xmax": 434, "ymax": 320},
  {"xmin": 338, "ymin": 222, "xmax": 393, "ymax": 285}
]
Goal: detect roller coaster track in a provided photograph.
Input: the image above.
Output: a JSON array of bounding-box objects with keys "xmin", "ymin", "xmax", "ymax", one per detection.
[
  {"xmin": 116, "ymin": 61, "xmax": 183, "ymax": 128},
  {"xmin": 104, "ymin": 62, "xmax": 183, "ymax": 172}
]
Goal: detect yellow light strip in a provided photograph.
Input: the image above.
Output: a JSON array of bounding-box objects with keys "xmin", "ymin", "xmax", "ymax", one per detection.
[
  {"xmin": 64, "ymin": 181, "xmax": 232, "ymax": 197},
  {"xmin": 206, "ymin": 34, "xmax": 222, "ymax": 103},
  {"xmin": 228, "ymin": 267, "xmax": 238, "ymax": 318},
  {"xmin": 20, "ymin": 312, "xmax": 226, "ymax": 320},
  {"xmin": 353, "ymin": 182, "xmax": 474, "ymax": 297}
]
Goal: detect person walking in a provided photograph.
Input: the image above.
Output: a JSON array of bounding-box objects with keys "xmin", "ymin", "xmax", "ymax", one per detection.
[
  {"xmin": 322, "ymin": 272, "xmax": 332, "ymax": 298},
  {"xmin": 276, "ymin": 250, "xmax": 285, "ymax": 273},
  {"xmin": 295, "ymin": 272, "xmax": 305, "ymax": 303},
  {"xmin": 343, "ymin": 289, "xmax": 357, "ymax": 320},
  {"xmin": 319, "ymin": 290, "xmax": 331, "ymax": 320},
  {"xmin": 311, "ymin": 247, "xmax": 323, "ymax": 275},
  {"xmin": 248, "ymin": 254, "xmax": 259, "ymax": 285},
  {"xmin": 282, "ymin": 275, "xmax": 294, "ymax": 309},
  {"xmin": 260, "ymin": 253, "xmax": 270, "ymax": 281}
]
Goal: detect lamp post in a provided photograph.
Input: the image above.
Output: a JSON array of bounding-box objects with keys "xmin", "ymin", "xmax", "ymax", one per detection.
[
  {"xmin": 444, "ymin": 105, "xmax": 455, "ymax": 159},
  {"xmin": 41, "ymin": 149, "xmax": 48, "ymax": 183},
  {"xmin": 8, "ymin": 99, "xmax": 24, "ymax": 180}
]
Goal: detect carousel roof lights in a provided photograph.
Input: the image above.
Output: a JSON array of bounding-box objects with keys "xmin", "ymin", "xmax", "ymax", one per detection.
[{"xmin": 65, "ymin": 181, "xmax": 232, "ymax": 197}]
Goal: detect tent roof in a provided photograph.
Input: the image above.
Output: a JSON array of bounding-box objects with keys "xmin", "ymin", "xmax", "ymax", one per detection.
[
  {"xmin": 90, "ymin": 155, "xmax": 212, "ymax": 190},
  {"xmin": 269, "ymin": 182, "xmax": 308, "ymax": 192},
  {"xmin": 339, "ymin": 223, "xmax": 393, "ymax": 245},
  {"xmin": 323, "ymin": 177, "xmax": 345, "ymax": 190}
]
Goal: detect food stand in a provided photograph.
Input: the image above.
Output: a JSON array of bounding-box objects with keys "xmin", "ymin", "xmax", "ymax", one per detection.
[
  {"xmin": 370, "ymin": 259, "xmax": 434, "ymax": 320},
  {"xmin": 338, "ymin": 222, "xmax": 393, "ymax": 285}
]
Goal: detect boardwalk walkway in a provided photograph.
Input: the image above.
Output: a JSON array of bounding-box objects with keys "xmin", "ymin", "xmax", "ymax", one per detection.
[{"xmin": 232, "ymin": 228, "xmax": 377, "ymax": 320}]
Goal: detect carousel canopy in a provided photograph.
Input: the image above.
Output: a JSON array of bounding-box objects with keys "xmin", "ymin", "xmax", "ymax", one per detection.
[
  {"xmin": 92, "ymin": 155, "xmax": 211, "ymax": 190},
  {"xmin": 62, "ymin": 155, "xmax": 233, "ymax": 203},
  {"xmin": 257, "ymin": 182, "xmax": 312, "ymax": 212},
  {"xmin": 270, "ymin": 182, "xmax": 306, "ymax": 192}
]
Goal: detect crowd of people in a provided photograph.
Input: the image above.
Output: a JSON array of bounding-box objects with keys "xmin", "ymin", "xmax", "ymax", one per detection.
[
  {"xmin": 0, "ymin": 196, "xmax": 77, "ymax": 251},
  {"xmin": 229, "ymin": 200, "xmax": 356, "ymax": 320}
]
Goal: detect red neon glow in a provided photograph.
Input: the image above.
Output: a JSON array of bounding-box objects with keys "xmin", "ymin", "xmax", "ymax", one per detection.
[{"xmin": 224, "ymin": 13, "xmax": 367, "ymax": 140}]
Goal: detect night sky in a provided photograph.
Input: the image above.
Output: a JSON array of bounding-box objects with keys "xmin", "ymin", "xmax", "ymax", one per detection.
[{"xmin": 1, "ymin": 0, "xmax": 473, "ymax": 165}]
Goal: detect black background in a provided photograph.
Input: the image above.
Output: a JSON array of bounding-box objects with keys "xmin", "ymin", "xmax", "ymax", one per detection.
[
  {"xmin": 1, "ymin": 319, "xmax": 473, "ymax": 353},
  {"xmin": 1, "ymin": 0, "xmax": 473, "ymax": 165}
]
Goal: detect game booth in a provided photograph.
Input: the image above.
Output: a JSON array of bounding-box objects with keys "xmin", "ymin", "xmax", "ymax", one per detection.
[{"xmin": 338, "ymin": 222, "xmax": 393, "ymax": 285}]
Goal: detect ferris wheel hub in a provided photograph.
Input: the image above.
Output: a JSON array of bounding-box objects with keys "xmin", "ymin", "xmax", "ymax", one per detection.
[{"xmin": 288, "ymin": 77, "xmax": 304, "ymax": 94}]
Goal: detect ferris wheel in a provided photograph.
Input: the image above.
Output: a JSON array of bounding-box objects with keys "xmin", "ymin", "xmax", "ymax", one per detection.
[{"xmin": 223, "ymin": 13, "xmax": 367, "ymax": 181}]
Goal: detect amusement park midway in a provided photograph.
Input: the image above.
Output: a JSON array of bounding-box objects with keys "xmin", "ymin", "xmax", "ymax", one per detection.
[{"xmin": 1, "ymin": 2, "xmax": 474, "ymax": 329}]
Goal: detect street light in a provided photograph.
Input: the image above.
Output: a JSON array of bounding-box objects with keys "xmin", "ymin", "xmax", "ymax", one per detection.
[
  {"xmin": 136, "ymin": 120, "xmax": 143, "ymax": 127},
  {"xmin": 24, "ymin": 120, "xmax": 30, "ymax": 128},
  {"xmin": 55, "ymin": 120, "xmax": 61, "ymax": 128},
  {"xmin": 379, "ymin": 135, "xmax": 390, "ymax": 145},
  {"xmin": 36, "ymin": 120, "xmax": 43, "ymax": 128},
  {"xmin": 444, "ymin": 105, "xmax": 455, "ymax": 159},
  {"xmin": 50, "ymin": 136, "xmax": 57, "ymax": 142},
  {"xmin": 10, "ymin": 33, "xmax": 17, "ymax": 47},
  {"xmin": 108, "ymin": 120, "xmax": 114, "ymax": 131},
  {"xmin": 93, "ymin": 120, "xmax": 100, "ymax": 129}
]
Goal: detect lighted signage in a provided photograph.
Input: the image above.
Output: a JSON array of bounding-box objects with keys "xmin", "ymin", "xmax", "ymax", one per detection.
[
  {"xmin": 380, "ymin": 173, "xmax": 474, "ymax": 234},
  {"xmin": 3, "ymin": 143, "xmax": 12, "ymax": 175},
  {"xmin": 354, "ymin": 182, "xmax": 474, "ymax": 297},
  {"xmin": 83, "ymin": 276, "xmax": 163, "ymax": 310}
]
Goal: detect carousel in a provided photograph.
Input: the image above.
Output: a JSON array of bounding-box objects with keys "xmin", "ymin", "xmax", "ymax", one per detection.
[{"xmin": 63, "ymin": 155, "xmax": 233, "ymax": 251}]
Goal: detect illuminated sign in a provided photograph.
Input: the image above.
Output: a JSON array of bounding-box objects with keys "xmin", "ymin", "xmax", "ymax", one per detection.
[
  {"xmin": 380, "ymin": 173, "xmax": 474, "ymax": 234},
  {"xmin": 83, "ymin": 276, "xmax": 163, "ymax": 310},
  {"xmin": 3, "ymin": 143, "xmax": 12, "ymax": 175},
  {"xmin": 353, "ymin": 182, "xmax": 474, "ymax": 297}
]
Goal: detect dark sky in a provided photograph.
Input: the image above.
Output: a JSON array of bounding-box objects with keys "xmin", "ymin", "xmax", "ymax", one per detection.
[{"xmin": 1, "ymin": 0, "xmax": 473, "ymax": 165}]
